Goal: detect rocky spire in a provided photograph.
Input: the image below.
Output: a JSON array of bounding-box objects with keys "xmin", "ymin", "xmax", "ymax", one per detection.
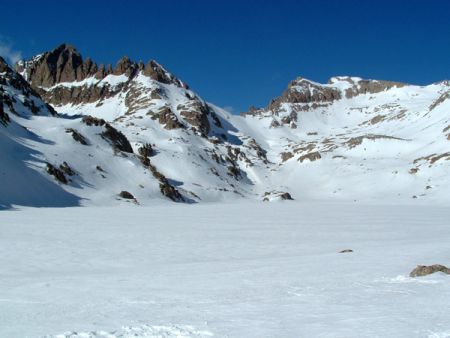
[
  {"xmin": 144, "ymin": 60, "xmax": 188, "ymax": 89},
  {"xmin": 113, "ymin": 56, "xmax": 138, "ymax": 77},
  {"xmin": 14, "ymin": 43, "xmax": 94, "ymax": 87}
]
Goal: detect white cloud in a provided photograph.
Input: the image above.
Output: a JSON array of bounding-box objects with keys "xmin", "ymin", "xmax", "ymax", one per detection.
[{"xmin": 0, "ymin": 39, "xmax": 23, "ymax": 65}]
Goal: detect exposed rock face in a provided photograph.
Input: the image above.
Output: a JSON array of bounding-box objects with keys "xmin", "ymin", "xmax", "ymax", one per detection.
[
  {"xmin": 80, "ymin": 115, "xmax": 133, "ymax": 153},
  {"xmin": 46, "ymin": 163, "xmax": 68, "ymax": 184},
  {"xmin": 0, "ymin": 97, "xmax": 10, "ymax": 126},
  {"xmin": 101, "ymin": 124, "xmax": 133, "ymax": 153},
  {"xmin": 298, "ymin": 151, "xmax": 321, "ymax": 163},
  {"xmin": 409, "ymin": 264, "xmax": 450, "ymax": 277},
  {"xmin": 16, "ymin": 44, "xmax": 93, "ymax": 87},
  {"xmin": 15, "ymin": 44, "xmax": 189, "ymax": 108},
  {"xmin": 144, "ymin": 60, "xmax": 188, "ymax": 89},
  {"xmin": 66, "ymin": 128, "xmax": 88, "ymax": 145},
  {"xmin": 0, "ymin": 56, "xmax": 56, "ymax": 118},
  {"xmin": 339, "ymin": 77, "xmax": 406, "ymax": 98},
  {"xmin": 281, "ymin": 152, "xmax": 294, "ymax": 162},
  {"xmin": 261, "ymin": 78, "xmax": 342, "ymax": 117},
  {"xmin": 139, "ymin": 158, "xmax": 184, "ymax": 202},
  {"xmin": 59, "ymin": 161, "xmax": 75, "ymax": 176},
  {"xmin": 82, "ymin": 115, "xmax": 106, "ymax": 126},
  {"xmin": 345, "ymin": 134, "xmax": 406, "ymax": 149},
  {"xmin": 430, "ymin": 91, "xmax": 450, "ymax": 111},
  {"xmin": 177, "ymin": 101, "xmax": 211, "ymax": 135},
  {"xmin": 241, "ymin": 76, "xmax": 407, "ymax": 131},
  {"xmin": 114, "ymin": 56, "xmax": 137, "ymax": 77},
  {"xmin": 15, "ymin": 44, "xmax": 217, "ymax": 142},
  {"xmin": 159, "ymin": 183, "xmax": 184, "ymax": 202},
  {"xmin": 138, "ymin": 143, "xmax": 154, "ymax": 158},
  {"xmin": 157, "ymin": 106, "xmax": 184, "ymax": 130}
]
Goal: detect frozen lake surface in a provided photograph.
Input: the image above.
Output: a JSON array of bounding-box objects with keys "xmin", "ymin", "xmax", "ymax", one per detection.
[{"xmin": 0, "ymin": 202, "xmax": 449, "ymax": 337}]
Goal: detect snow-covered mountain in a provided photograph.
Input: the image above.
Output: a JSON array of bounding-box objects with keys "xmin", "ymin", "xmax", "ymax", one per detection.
[
  {"xmin": 2, "ymin": 44, "xmax": 450, "ymax": 207},
  {"xmin": 239, "ymin": 76, "xmax": 450, "ymax": 202}
]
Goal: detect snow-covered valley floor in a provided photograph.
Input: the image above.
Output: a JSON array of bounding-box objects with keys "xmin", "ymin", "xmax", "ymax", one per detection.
[{"xmin": 1, "ymin": 202, "xmax": 449, "ymax": 338}]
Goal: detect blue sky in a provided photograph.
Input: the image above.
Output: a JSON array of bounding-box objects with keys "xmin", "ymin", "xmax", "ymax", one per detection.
[{"xmin": 1, "ymin": 0, "xmax": 449, "ymax": 113}]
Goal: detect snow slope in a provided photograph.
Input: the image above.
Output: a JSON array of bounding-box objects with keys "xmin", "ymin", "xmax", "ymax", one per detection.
[
  {"xmin": 1, "ymin": 202, "xmax": 449, "ymax": 337},
  {"xmin": 2, "ymin": 44, "xmax": 450, "ymax": 207}
]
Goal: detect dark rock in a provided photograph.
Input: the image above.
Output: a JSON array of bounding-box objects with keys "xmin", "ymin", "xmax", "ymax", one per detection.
[
  {"xmin": 281, "ymin": 152, "xmax": 294, "ymax": 162},
  {"xmin": 339, "ymin": 249, "xmax": 353, "ymax": 253},
  {"xmin": 46, "ymin": 163, "xmax": 68, "ymax": 184},
  {"xmin": 59, "ymin": 161, "xmax": 75, "ymax": 176},
  {"xmin": 138, "ymin": 143, "xmax": 154, "ymax": 157},
  {"xmin": 280, "ymin": 192, "xmax": 293, "ymax": 200},
  {"xmin": 82, "ymin": 115, "xmax": 106, "ymax": 127},
  {"xmin": 159, "ymin": 183, "xmax": 184, "ymax": 202},
  {"xmin": 247, "ymin": 138, "xmax": 268, "ymax": 163},
  {"xmin": 0, "ymin": 99, "xmax": 10, "ymax": 127},
  {"xmin": 0, "ymin": 56, "xmax": 9, "ymax": 72},
  {"xmin": 143, "ymin": 60, "xmax": 188, "ymax": 88},
  {"xmin": 66, "ymin": 128, "xmax": 88, "ymax": 145},
  {"xmin": 270, "ymin": 119, "xmax": 280, "ymax": 128},
  {"xmin": 157, "ymin": 107, "xmax": 184, "ymax": 130},
  {"xmin": 345, "ymin": 134, "xmax": 405, "ymax": 149},
  {"xmin": 344, "ymin": 79, "xmax": 405, "ymax": 99},
  {"xmin": 227, "ymin": 165, "xmax": 241, "ymax": 179},
  {"xmin": 409, "ymin": 264, "xmax": 450, "ymax": 277},
  {"xmin": 264, "ymin": 78, "xmax": 342, "ymax": 114},
  {"xmin": 20, "ymin": 44, "xmax": 85, "ymax": 87},
  {"xmin": 262, "ymin": 191, "xmax": 293, "ymax": 201},
  {"xmin": 119, "ymin": 191, "xmax": 135, "ymax": 199},
  {"xmin": 298, "ymin": 151, "xmax": 321, "ymax": 163},
  {"xmin": 114, "ymin": 56, "xmax": 137, "ymax": 77},
  {"xmin": 178, "ymin": 101, "xmax": 211, "ymax": 135},
  {"xmin": 140, "ymin": 159, "xmax": 184, "ymax": 202},
  {"xmin": 101, "ymin": 124, "xmax": 133, "ymax": 153}
]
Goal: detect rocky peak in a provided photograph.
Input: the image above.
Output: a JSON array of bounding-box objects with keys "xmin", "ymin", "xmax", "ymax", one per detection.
[
  {"xmin": 144, "ymin": 60, "xmax": 188, "ymax": 89},
  {"xmin": 14, "ymin": 43, "xmax": 95, "ymax": 87},
  {"xmin": 0, "ymin": 57, "xmax": 57, "ymax": 118},
  {"xmin": 242, "ymin": 76, "xmax": 342, "ymax": 120},
  {"xmin": 283, "ymin": 77, "xmax": 342, "ymax": 103},
  {"xmin": 18, "ymin": 44, "xmax": 189, "ymax": 92},
  {"xmin": 114, "ymin": 56, "xmax": 138, "ymax": 77}
]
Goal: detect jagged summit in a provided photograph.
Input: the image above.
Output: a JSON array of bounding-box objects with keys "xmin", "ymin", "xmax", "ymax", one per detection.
[
  {"xmin": 2, "ymin": 45, "xmax": 450, "ymax": 208},
  {"xmin": 242, "ymin": 75, "xmax": 410, "ymax": 124},
  {"xmin": 15, "ymin": 43, "xmax": 187, "ymax": 89}
]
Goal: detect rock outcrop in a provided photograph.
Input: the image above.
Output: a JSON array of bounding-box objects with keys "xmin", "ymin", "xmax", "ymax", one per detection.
[
  {"xmin": 409, "ymin": 264, "xmax": 450, "ymax": 277},
  {"xmin": 15, "ymin": 44, "xmax": 189, "ymax": 108}
]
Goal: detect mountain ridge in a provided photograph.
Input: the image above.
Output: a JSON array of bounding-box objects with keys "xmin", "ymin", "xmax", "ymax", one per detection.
[{"xmin": 1, "ymin": 43, "xmax": 450, "ymax": 208}]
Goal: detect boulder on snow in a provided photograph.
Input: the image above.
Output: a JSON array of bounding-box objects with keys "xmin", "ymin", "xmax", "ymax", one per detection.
[
  {"xmin": 262, "ymin": 191, "xmax": 294, "ymax": 202},
  {"xmin": 409, "ymin": 264, "xmax": 450, "ymax": 277},
  {"xmin": 118, "ymin": 191, "xmax": 135, "ymax": 199},
  {"xmin": 339, "ymin": 249, "xmax": 353, "ymax": 253}
]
